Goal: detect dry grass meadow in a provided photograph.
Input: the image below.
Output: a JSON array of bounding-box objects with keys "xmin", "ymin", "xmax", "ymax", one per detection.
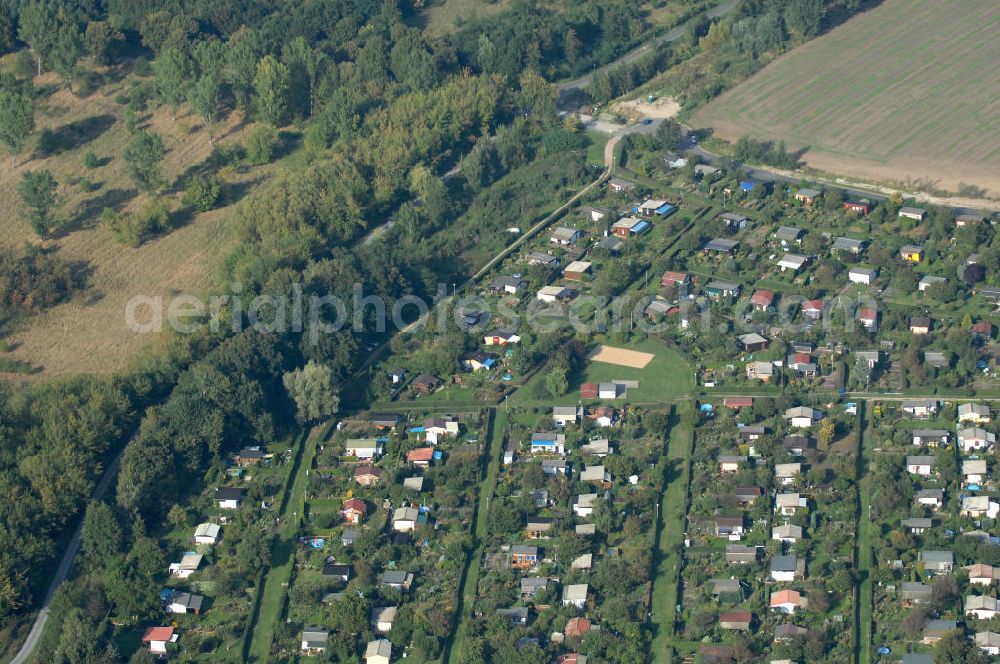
[
  {"xmin": 692, "ymin": 0, "xmax": 1000, "ymax": 196},
  {"xmin": 0, "ymin": 68, "xmax": 276, "ymax": 378}
]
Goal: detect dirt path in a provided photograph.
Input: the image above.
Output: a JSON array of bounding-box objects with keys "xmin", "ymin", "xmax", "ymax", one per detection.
[{"xmin": 612, "ymin": 97, "xmax": 681, "ymax": 122}]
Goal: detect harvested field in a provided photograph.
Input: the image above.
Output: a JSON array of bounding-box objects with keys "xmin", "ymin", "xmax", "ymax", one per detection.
[
  {"xmin": 588, "ymin": 344, "xmax": 655, "ymax": 369},
  {"xmin": 692, "ymin": 0, "xmax": 1000, "ymax": 196}
]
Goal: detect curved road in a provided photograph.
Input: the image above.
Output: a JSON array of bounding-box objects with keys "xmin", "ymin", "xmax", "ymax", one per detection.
[
  {"xmin": 10, "ymin": 433, "xmax": 134, "ymax": 664},
  {"xmin": 557, "ymin": 0, "xmax": 740, "ymax": 97}
]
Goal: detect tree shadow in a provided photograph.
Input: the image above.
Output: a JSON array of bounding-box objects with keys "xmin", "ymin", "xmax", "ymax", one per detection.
[
  {"xmin": 224, "ymin": 174, "xmax": 271, "ymax": 207},
  {"xmin": 33, "ymin": 114, "xmax": 116, "ymax": 158},
  {"xmin": 273, "ymin": 130, "xmax": 302, "ymax": 161},
  {"xmin": 166, "ymin": 205, "xmax": 196, "ymax": 232},
  {"xmin": 56, "ymin": 188, "xmax": 137, "ymax": 237}
]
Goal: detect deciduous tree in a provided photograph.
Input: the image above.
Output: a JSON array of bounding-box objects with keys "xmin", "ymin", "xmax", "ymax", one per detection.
[
  {"xmin": 0, "ymin": 91, "xmax": 35, "ymax": 166},
  {"xmin": 81, "ymin": 500, "xmax": 124, "ymax": 568},
  {"xmin": 154, "ymin": 47, "xmax": 192, "ymax": 115},
  {"xmin": 84, "ymin": 21, "xmax": 123, "ymax": 65},
  {"xmin": 189, "ymin": 75, "xmax": 222, "ymax": 143},
  {"xmin": 123, "ymin": 130, "xmax": 166, "ymax": 192},
  {"xmin": 282, "ymin": 361, "xmax": 340, "ymax": 423},
  {"xmin": 18, "ymin": 169, "xmax": 58, "ymax": 236},
  {"xmin": 18, "ymin": 1, "xmax": 56, "ymax": 76},
  {"xmin": 253, "ymin": 55, "xmax": 289, "ymax": 126},
  {"xmin": 225, "ymin": 28, "xmax": 261, "ymax": 113}
]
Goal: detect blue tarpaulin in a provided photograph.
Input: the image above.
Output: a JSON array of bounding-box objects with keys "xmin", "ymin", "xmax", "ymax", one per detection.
[
  {"xmin": 632, "ymin": 220, "xmax": 651, "ymax": 234},
  {"xmin": 654, "ymin": 203, "xmax": 675, "ymax": 216},
  {"xmin": 739, "ymin": 180, "xmax": 756, "ymax": 192}
]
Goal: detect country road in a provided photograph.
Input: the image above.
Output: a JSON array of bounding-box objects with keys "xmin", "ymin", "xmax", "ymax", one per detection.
[
  {"xmin": 557, "ymin": 0, "xmax": 740, "ymax": 97},
  {"xmin": 583, "ymin": 112, "xmax": 995, "ymax": 218},
  {"xmin": 10, "ymin": 431, "xmax": 135, "ymax": 664},
  {"xmin": 686, "ymin": 142, "xmax": 998, "ymax": 217}
]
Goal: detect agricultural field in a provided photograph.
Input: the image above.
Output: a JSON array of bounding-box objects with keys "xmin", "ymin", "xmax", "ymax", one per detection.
[{"xmin": 692, "ymin": 0, "xmax": 1000, "ymax": 197}]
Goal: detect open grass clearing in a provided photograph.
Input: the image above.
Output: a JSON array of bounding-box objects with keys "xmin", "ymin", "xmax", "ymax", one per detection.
[
  {"xmin": 692, "ymin": 0, "xmax": 1000, "ymax": 197},
  {"xmin": 585, "ymin": 129, "xmax": 611, "ymax": 166},
  {"xmin": 512, "ymin": 337, "xmax": 692, "ymax": 405},
  {"xmin": 414, "ymin": 0, "xmax": 514, "ymax": 39},
  {"xmin": 0, "ymin": 68, "xmax": 284, "ymax": 378}
]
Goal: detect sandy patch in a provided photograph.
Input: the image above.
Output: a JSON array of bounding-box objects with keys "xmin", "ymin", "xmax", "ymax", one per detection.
[
  {"xmin": 613, "ymin": 97, "xmax": 681, "ymax": 122},
  {"xmin": 588, "ymin": 345, "xmax": 655, "ymax": 369}
]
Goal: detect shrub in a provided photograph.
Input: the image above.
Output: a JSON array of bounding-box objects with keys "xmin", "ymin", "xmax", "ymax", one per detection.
[
  {"xmin": 0, "ymin": 246, "xmax": 87, "ymax": 316},
  {"xmin": 132, "ymin": 57, "xmax": 152, "ymax": 77},
  {"xmin": 182, "ymin": 173, "xmax": 224, "ymax": 212},
  {"xmin": 13, "ymin": 51, "xmax": 34, "ymax": 79},
  {"xmin": 83, "ymin": 151, "xmax": 100, "ymax": 169},
  {"xmin": 72, "ymin": 71, "xmax": 99, "ymax": 97},
  {"xmin": 102, "ymin": 198, "xmax": 170, "ymax": 247},
  {"xmin": 245, "ymin": 124, "xmax": 279, "ymax": 165},
  {"xmin": 541, "ymin": 128, "xmax": 586, "ymax": 154}
]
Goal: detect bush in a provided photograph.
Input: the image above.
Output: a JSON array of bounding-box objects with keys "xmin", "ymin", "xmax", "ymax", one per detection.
[
  {"xmin": 83, "ymin": 151, "xmax": 100, "ymax": 169},
  {"xmin": 78, "ymin": 178, "xmax": 97, "ymax": 193},
  {"xmin": 0, "ymin": 246, "xmax": 88, "ymax": 316},
  {"xmin": 541, "ymin": 128, "xmax": 586, "ymax": 155},
  {"xmin": 245, "ymin": 125, "xmax": 279, "ymax": 166},
  {"xmin": 206, "ymin": 144, "xmax": 245, "ymax": 170},
  {"xmin": 102, "ymin": 198, "xmax": 170, "ymax": 247},
  {"xmin": 132, "ymin": 57, "xmax": 152, "ymax": 77},
  {"xmin": 182, "ymin": 173, "xmax": 224, "ymax": 212},
  {"xmin": 72, "ymin": 71, "xmax": 99, "ymax": 97}
]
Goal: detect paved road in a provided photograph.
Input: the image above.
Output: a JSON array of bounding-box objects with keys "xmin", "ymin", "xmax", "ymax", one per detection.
[
  {"xmin": 557, "ymin": 0, "xmax": 740, "ymax": 97},
  {"xmin": 10, "ymin": 432, "xmax": 135, "ymax": 664}
]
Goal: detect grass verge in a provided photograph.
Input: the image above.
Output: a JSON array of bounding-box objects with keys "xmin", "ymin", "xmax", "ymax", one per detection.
[
  {"xmin": 855, "ymin": 402, "xmax": 874, "ymax": 664},
  {"xmin": 649, "ymin": 408, "xmax": 693, "ymax": 664},
  {"xmin": 443, "ymin": 408, "xmax": 506, "ymax": 664},
  {"xmin": 244, "ymin": 424, "xmax": 323, "ymax": 663}
]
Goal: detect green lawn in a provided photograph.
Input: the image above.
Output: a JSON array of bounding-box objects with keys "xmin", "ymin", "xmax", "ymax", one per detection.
[
  {"xmin": 585, "ymin": 130, "xmax": 611, "ymax": 166},
  {"xmin": 245, "ymin": 426, "xmax": 321, "ymax": 663},
  {"xmin": 650, "ymin": 414, "xmax": 693, "ymax": 664},
  {"xmin": 514, "ymin": 338, "xmax": 693, "ymax": 406},
  {"xmin": 444, "ymin": 409, "xmax": 506, "ymax": 664},
  {"xmin": 856, "ymin": 403, "xmax": 875, "ymax": 664}
]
